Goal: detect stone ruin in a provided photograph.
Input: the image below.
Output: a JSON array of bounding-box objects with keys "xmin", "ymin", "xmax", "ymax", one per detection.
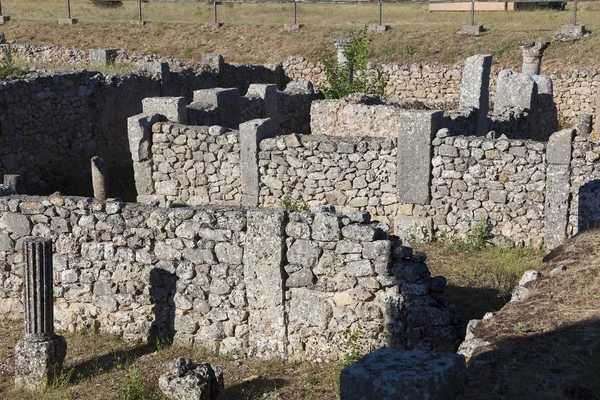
[{"xmin": 0, "ymin": 36, "xmax": 598, "ymax": 397}]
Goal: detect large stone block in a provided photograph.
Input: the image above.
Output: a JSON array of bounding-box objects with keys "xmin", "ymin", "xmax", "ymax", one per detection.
[
  {"xmin": 397, "ymin": 110, "xmax": 443, "ymax": 205},
  {"xmin": 192, "ymin": 88, "xmax": 240, "ymax": 128},
  {"xmin": 340, "ymin": 347, "xmax": 467, "ymax": 400},
  {"xmin": 240, "ymin": 118, "xmax": 276, "ymax": 207},
  {"xmin": 459, "ymin": 54, "xmax": 492, "ymax": 136},
  {"xmin": 142, "ymin": 97, "xmax": 187, "ymax": 124},
  {"xmin": 89, "ymin": 48, "xmax": 118, "ymax": 67},
  {"xmin": 15, "ymin": 336, "xmax": 67, "ymax": 390},
  {"xmin": 247, "ymin": 84, "xmax": 278, "ymax": 126},
  {"xmin": 493, "ymin": 70, "xmax": 538, "ymax": 113},
  {"xmin": 546, "ymin": 128, "xmax": 573, "ymax": 165}
]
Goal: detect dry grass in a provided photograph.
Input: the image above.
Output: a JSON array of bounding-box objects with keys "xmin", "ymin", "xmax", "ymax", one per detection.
[
  {"xmin": 0, "ymin": 1, "xmax": 600, "ymax": 68},
  {"xmin": 0, "ymin": 321, "xmax": 342, "ymax": 400},
  {"xmin": 459, "ymin": 230, "xmax": 600, "ymax": 399}
]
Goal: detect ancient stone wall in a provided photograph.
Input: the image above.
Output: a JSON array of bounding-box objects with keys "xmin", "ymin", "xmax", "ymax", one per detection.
[
  {"xmin": 0, "ymin": 195, "xmax": 462, "ymax": 359},
  {"xmin": 282, "ymin": 56, "xmax": 599, "ymax": 129}
]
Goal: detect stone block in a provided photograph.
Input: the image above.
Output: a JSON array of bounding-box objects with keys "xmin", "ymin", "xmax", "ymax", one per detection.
[
  {"xmin": 544, "ymin": 164, "xmax": 570, "ymax": 250},
  {"xmin": 0, "ymin": 16, "xmax": 10, "ymax": 25},
  {"xmin": 142, "ymin": 97, "xmax": 187, "ymax": 124},
  {"xmin": 459, "ymin": 54, "xmax": 492, "ymax": 136},
  {"xmin": 128, "ymin": 20, "xmax": 146, "ymax": 26},
  {"xmin": 240, "ymin": 118, "xmax": 275, "ymax": 206},
  {"xmin": 493, "ymin": 70, "xmax": 537, "ymax": 113},
  {"xmin": 58, "ymin": 18, "xmax": 77, "ymax": 25},
  {"xmin": 456, "ymin": 25, "xmax": 484, "ymax": 36},
  {"xmin": 368, "ymin": 24, "xmax": 389, "ymax": 34},
  {"xmin": 203, "ymin": 22, "xmax": 223, "ymax": 30},
  {"xmin": 532, "ymin": 75, "xmax": 553, "ymax": 96},
  {"xmin": 546, "ymin": 129, "xmax": 573, "ymax": 165},
  {"xmin": 397, "ymin": 110, "xmax": 443, "ymax": 204},
  {"xmin": 557, "ymin": 24, "xmax": 587, "ymax": 41},
  {"xmin": 128, "ymin": 113, "xmax": 159, "ymax": 162},
  {"xmin": 247, "ymin": 84, "xmax": 278, "ymax": 126},
  {"xmin": 89, "ymin": 48, "xmax": 118, "ymax": 67},
  {"xmin": 15, "ymin": 336, "xmax": 67, "ymax": 389},
  {"xmin": 202, "ymin": 53, "xmax": 224, "ymax": 72},
  {"xmin": 158, "ymin": 358, "xmax": 224, "ymax": 400},
  {"xmin": 340, "ymin": 347, "xmax": 467, "ymax": 400},
  {"xmin": 192, "ymin": 88, "xmax": 241, "ymax": 129},
  {"xmin": 283, "ymin": 24, "xmax": 301, "ymax": 33},
  {"xmin": 284, "ymin": 80, "xmax": 314, "ymax": 94}
]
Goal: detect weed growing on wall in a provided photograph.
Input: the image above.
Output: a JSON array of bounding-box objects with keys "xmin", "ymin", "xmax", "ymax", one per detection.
[
  {"xmin": 281, "ymin": 193, "xmax": 310, "ymax": 212},
  {"xmin": 0, "ymin": 54, "xmax": 25, "ymax": 79},
  {"xmin": 322, "ymin": 27, "xmax": 388, "ymax": 99}
]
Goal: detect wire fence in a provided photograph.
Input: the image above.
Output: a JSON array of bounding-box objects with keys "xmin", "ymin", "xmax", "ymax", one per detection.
[{"xmin": 3, "ymin": 0, "xmax": 586, "ymax": 28}]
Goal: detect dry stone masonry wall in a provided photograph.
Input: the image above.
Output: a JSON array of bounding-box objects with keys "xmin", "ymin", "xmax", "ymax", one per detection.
[{"xmin": 0, "ymin": 195, "xmax": 463, "ymax": 359}]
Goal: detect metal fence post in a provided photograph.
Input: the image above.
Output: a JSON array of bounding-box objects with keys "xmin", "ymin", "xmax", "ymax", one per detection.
[
  {"xmin": 573, "ymin": 0, "xmax": 578, "ymax": 25},
  {"xmin": 67, "ymin": 0, "xmax": 71, "ymax": 19},
  {"xmin": 379, "ymin": 0, "xmax": 382, "ymax": 26},
  {"xmin": 138, "ymin": 0, "xmax": 143, "ymax": 22},
  {"xmin": 214, "ymin": 0, "xmax": 218, "ymax": 24},
  {"xmin": 470, "ymin": 0, "xmax": 475, "ymax": 26},
  {"xmin": 293, "ymin": 1, "xmax": 297, "ymax": 25}
]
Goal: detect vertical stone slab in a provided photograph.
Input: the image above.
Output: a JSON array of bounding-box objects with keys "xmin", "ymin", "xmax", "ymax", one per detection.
[
  {"xmin": 247, "ymin": 84, "xmax": 278, "ymax": 128},
  {"xmin": 138, "ymin": 62, "xmax": 170, "ymax": 96},
  {"xmin": 397, "ymin": 110, "xmax": 443, "ymax": 205},
  {"xmin": 459, "ymin": 54, "xmax": 492, "ymax": 136},
  {"xmin": 128, "ymin": 113, "xmax": 159, "ymax": 199},
  {"xmin": 192, "ymin": 88, "xmax": 241, "ymax": 129},
  {"xmin": 15, "ymin": 237, "xmax": 67, "ymax": 389},
  {"xmin": 240, "ymin": 118, "xmax": 275, "ymax": 207},
  {"xmin": 494, "ymin": 70, "xmax": 538, "ymax": 114},
  {"xmin": 89, "ymin": 48, "xmax": 118, "ymax": 67},
  {"xmin": 202, "ymin": 53, "xmax": 225, "ymax": 86},
  {"xmin": 91, "ymin": 156, "xmax": 109, "ymax": 201},
  {"xmin": 577, "ymin": 114, "xmax": 593, "ymax": 136},
  {"xmin": 142, "ymin": 97, "xmax": 187, "ymax": 124},
  {"xmin": 544, "ymin": 129, "xmax": 574, "ymax": 250},
  {"xmin": 243, "ymin": 209, "xmax": 287, "ymax": 358}
]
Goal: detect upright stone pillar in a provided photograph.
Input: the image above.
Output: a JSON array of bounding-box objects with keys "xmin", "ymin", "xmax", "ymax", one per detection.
[
  {"xmin": 91, "ymin": 156, "xmax": 109, "ymax": 201},
  {"xmin": 240, "ymin": 118, "xmax": 276, "ymax": 207},
  {"xmin": 333, "ymin": 38, "xmax": 353, "ymax": 82},
  {"xmin": 247, "ymin": 84, "xmax": 278, "ymax": 128},
  {"xmin": 577, "ymin": 114, "xmax": 593, "ymax": 136},
  {"xmin": 518, "ymin": 41, "xmax": 550, "ymax": 76},
  {"xmin": 459, "ymin": 54, "xmax": 492, "ymax": 136},
  {"xmin": 544, "ymin": 129, "xmax": 574, "ymax": 250},
  {"xmin": 397, "ymin": 110, "xmax": 443, "ymax": 205},
  {"xmin": 192, "ymin": 88, "xmax": 241, "ymax": 129},
  {"xmin": 15, "ymin": 237, "xmax": 67, "ymax": 389}
]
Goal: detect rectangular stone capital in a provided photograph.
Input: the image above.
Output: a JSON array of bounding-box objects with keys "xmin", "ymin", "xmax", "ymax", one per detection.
[
  {"xmin": 397, "ymin": 110, "xmax": 443, "ymax": 205},
  {"xmin": 142, "ymin": 97, "xmax": 187, "ymax": 124}
]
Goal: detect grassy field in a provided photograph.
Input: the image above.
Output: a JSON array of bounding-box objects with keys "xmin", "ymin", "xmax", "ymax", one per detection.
[{"xmin": 1, "ymin": 1, "xmax": 600, "ymax": 68}]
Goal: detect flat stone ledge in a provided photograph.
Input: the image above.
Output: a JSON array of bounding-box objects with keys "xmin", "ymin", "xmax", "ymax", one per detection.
[
  {"xmin": 457, "ymin": 25, "xmax": 484, "ymax": 36},
  {"xmin": 58, "ymin": 18, "xmax": 78, "ymax": 25},
  {"xmin": 340, "ymin": 347, "xmax": 467, "ymax": 400}
]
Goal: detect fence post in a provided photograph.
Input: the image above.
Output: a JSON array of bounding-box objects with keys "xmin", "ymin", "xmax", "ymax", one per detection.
[
  {"xmin": 214, "ymin": 0, "xmax": 218, "ymax": 24},
  {"xmin": 470, "ymin": 0, "xmax": 475, "ymax": 26},
  {"xmin": 139, "ymin": 0, "xmax": 143, "ymax": 22},
  {"xmin": 573, "ymin": 0, "xmax": 577, "ymax": 25},
  {"xmin": 284, "ymin": 1, "xmax": 300, "ymax": 32},
  {"xmin": 294, "ymin": 1, "xmax": 297, "ymax": 25},
  {"xmin": 379, "ymin": 0, "xmax": 382, "ymax": 26},
  {"xmin": 58, "ymin": 0, "xmax": 77, "ymax": 25}
]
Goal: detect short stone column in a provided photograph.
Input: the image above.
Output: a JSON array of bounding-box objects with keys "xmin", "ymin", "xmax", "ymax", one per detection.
[
  {"xmin": 518, "ymin": 41, "xmax": 550, "ymax": 76},
  {"xmin": 459, "ymin": 54, "xmax": 492, "ymax": 136},
  {"xmin": 240, "ymin": 118, "xmax": 276, "ymax": 207},
  {"xmin": 333, "ymin": 38, "xmax": 353, "ymax": 82},
  {"xmin": 15, "ymin": 237, "xmax": 67, "ymax": 389},
  {"xmin": 91, "ymin": 156, "xmax": 109, "ymax": 201},
  {"xmin": 577, "ymin": 114, "xmax": 593, "ymax": 136}
]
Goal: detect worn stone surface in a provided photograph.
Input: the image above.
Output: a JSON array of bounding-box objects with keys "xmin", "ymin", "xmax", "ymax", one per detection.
[
  {"xmin": 494, "ymin": 70, "xmax": 538, "ymax": 113},
  {"xmin": 158, "ymin": 358, "xmax": 224, "ymax": 400},
  {"xmin": 340, "ymin": 347, "xmax": 467, "ymax": 400},
  {"xmin": 14, "ymin": 335, "xmax": 67, "ymax": 389},
  {"xmin": 240, "ymin": 118, "xmax": 275, "ymax": 206},
  {"xmin": 397, "ymin": 110, "xmax": 443, "ymax": 205},
  {"xmin": 142, "ymin": 97, "xmax": 187, "ymax": 124},
  {"xmin": 89, "ymin": 48, "xmax": 118, "ymax": 67},
  {"xmin": 459, "ymin": 54, "xmax": 492, "ymax": 136}
]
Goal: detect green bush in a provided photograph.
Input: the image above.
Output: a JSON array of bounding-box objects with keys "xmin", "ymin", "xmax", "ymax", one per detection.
[
  {"xmin": 0, "ymin": 54, "xmax": 25, "ymax": 79},
  {"xmin": 322, "ymin": 27, "xmax": 388, "ymax": 99},
  {"xmin": 90, "ymin": 0, "xmax": 123, "ymax": 8}
]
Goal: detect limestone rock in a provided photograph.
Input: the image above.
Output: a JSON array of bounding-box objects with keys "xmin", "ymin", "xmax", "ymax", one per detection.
[{"xmin": 158, "ymin": 358, "xmax": 224, "ymax": 400}]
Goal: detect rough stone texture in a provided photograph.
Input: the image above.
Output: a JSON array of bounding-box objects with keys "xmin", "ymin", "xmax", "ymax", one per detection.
[
  {"xmin": 158, "ymin": 358, "xmax": 224, "ymax": 400},
  {"xmin": 555, "ymin": 24, "xmax": 588, "ymax": 41},
  {"xmin": 545, "ymin": 129, "xmax": 574, "ymax": 250},
  {"xmin": 89, "ymin": 48, "xmax": 118, "ymax": 67},
  {"xmin": 0, "ymin": 196, "xmax": 462, "ymax": 360},
  {"xmin": 368, "ymin": 24, "xmax": 389, "ymax": 34},
  {"xmin": 15, "ymin": 336, "xmax": 67, "ymax": 389},
  {"xmin": 191, "ymin": 88, "xmax": 240, "ymax": 129},
  {"xmin": 340, "ymin": 347, "xmax": 467, "ymax": 400},
  {"xmin": 459, "ymin": 54, "xmax": 492, "ymax": 136},
  {"xmin": 310, "ymin": 94, "xmax": 398, "ymax": 137},
  {"xmin": 143, "ymin": 97, "xmax": 188, "ymax": 125},
  {"xmin": 518, "ymin": 41, "xmax": 550, "ymax": 76},
  {"xmin": 456, "ymin": 25, "xmax": 484, "ymax": 36},
  {"xmin": 494, "ymin": 70, "xmax": 538, "ymax": 114},
  {"xmin": 240, "ymin": 119, "xmax": 276, "ymax": 207},
  {"xmin": 397, "ymin": 110, "xmax": 443, "ymax": 204},
  {"xmin": 91, "ymin": 156, "xmax": 109, "ymax": 201}
]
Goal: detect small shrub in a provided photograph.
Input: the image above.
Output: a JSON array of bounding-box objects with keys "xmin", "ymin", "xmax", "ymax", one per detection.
[
  {"xmin": 322, "ymin": 26, "xmax": 388, "ymax": 99},
  {"xmin": 0, "ymin": 54, "xmax": 25, "ymax": 79},
  {"xmin": 282, "ymin": 193, "xmax": 309, "ymax": 212},
  {"xmin": 118, "ymin": 366, "xmax": 165, "ymax": 400},
  {"xmin": 90, "ymin": 0, "xmax": 123, "ymax": 8}
]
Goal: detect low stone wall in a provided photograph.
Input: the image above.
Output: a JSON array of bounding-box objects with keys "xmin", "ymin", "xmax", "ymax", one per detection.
[
  {"xmin": 282, "ymin": 56, "xmax": 599, "ymax": 130},
  {"xmin": 0, "ymin": 195, "xmax": 462, "ymax": 359}
]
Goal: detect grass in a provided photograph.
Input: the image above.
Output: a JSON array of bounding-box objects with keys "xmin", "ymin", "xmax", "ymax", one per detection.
[{"xmin": 0, "ymin": 1, "xmax": 599, "ymax": 68}]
